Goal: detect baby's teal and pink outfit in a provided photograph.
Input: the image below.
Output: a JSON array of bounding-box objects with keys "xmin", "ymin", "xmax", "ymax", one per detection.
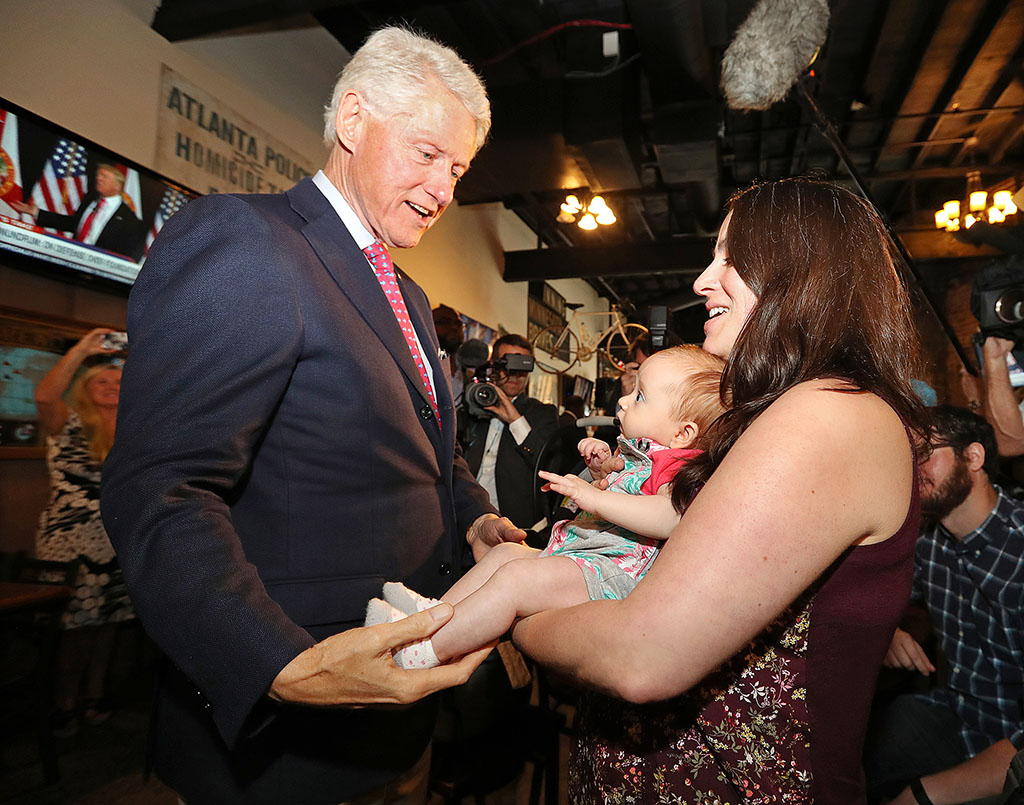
[{"xmin": 540, "ymin": 437, "xmax": 699, "ymax": 600}]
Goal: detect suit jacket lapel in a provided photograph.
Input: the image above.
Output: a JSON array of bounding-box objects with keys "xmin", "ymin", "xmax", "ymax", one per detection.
[{"xmin": 287, "ymin": 180, "xmax": 436, "ymax": 417}]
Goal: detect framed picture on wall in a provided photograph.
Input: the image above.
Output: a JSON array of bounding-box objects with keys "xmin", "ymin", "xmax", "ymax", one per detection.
[{"xmin": 0, "ymin": 308, "xmax": 96, "ymax": 458}]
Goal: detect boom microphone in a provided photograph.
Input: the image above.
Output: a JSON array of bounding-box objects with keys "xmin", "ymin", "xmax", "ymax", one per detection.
[
  {"xmin": 455, "ymin": 338, "xmax": 490, "ymax": 369},
  {"xmin": 720, "ymin": 0, "xmax": 829, "ymax": 111}
]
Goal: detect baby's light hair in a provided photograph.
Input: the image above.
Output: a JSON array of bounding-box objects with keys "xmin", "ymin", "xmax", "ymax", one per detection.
[{"xmin": 655, "ymin": 345, "xmax": 727, "ymax": 435}]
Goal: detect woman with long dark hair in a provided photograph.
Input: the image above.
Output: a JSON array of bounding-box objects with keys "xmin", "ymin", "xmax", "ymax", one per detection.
[{"xmin": 512, "ymin": 178, "xmax": 929, "ymax": 801}]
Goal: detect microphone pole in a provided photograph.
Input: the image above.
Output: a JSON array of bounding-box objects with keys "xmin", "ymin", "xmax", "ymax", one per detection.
[{"xmin": 796, "ymin": 77, "xmax": 976, "ymax": 374}]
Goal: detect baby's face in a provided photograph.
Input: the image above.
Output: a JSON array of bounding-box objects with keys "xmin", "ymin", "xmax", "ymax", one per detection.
[{"xmin": 616, "ymin": 352, "xmax": 696, "ymax": 447}]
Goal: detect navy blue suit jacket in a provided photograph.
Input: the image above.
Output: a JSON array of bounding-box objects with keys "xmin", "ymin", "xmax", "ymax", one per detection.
[{"xmin": 101, "ymin": 177, "xmax": 495, "ymax": 802}]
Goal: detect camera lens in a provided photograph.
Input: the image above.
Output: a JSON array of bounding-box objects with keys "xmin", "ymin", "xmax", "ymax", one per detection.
[
  {"xmin": 995, "ymin": 288, "xmax": 1024, "ymax": 324},
  {"xmin": 472, "ymin": 382, "xmax": 499, "ymax": 408}
]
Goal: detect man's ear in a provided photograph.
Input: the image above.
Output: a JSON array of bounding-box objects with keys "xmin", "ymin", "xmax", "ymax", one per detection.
[
  {"xmin": 668, "ymin": 421, "xmax": 699, "ymax": 449},
  {"xmin": 336, "ymin": 90, "xmax": 367, "ymax": 150},
  {"xmin": 964, "ymin": 441, "xmax": 987, "ymax": 473}
]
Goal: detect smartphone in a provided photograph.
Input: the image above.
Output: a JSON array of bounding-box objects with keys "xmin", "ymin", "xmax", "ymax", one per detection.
[{"xmin": 101, "ymin": 332, "xmax": 128, "ymax": 352}]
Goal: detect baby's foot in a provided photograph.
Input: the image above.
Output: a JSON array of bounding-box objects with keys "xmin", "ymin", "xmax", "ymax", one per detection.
[
  {"xmin": 364, "ymin": 597, "xmax": 439, "ymax": 669},
  {"xmin": 383, "ymin": 581, "xmax": 440, "ymax": 616},
  {"xmin": 365, "ymin": 597, "xmax": 404, "ymax": 627}
]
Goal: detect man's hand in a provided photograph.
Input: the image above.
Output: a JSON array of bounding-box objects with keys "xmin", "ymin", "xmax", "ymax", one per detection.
[
  {"xmin": 982, "ymin": 335, "xmax": 1015, "ymax": 363},
  {"xmin": 467, "ymin": 512, "xmax": 527, "ymax": 561},
  {"xmin": 483, "ymin": 384, "xmax": 521, "ymax": 425},
  {"xmin": 538, "ymin": 469, "xmax": 605, "ymax": 514},
  {"xmin": 270, "ymin": 604, "xmax": 491, "ymax": 706},
  {"xmin": 883, "ymin": 628, "xmax": 936, "ymax": 675},
  {"xmin": 10, "ymin": 199, "xmax": 38, "ymax": 218}
]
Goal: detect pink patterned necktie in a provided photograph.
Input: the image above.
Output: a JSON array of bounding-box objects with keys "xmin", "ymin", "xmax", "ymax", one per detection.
[{"xmin": 363, "ymin": 241, "xmax": 440, "ymax": 425}]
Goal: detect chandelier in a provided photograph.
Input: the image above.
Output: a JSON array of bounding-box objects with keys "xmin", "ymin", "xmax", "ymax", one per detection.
[
  {"xmin": 934, "ymin": 171, "xmax": 1018, "ymax": 232},
  {"xmin": 557, "ymin": 192, "xmax": 616, "ymax": 230}
]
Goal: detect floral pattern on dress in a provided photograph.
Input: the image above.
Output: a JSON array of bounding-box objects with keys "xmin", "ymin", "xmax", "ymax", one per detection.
[
  {"xmin": 571, "ymin": 596, "xmax": 815, "ymax": 804},
  {"xmin": 35, "ymin": 413, "xmax": 134, "ymax": 629}
]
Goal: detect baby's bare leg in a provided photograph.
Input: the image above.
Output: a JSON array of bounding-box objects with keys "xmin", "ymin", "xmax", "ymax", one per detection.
[
  {"xmin": 441, "ymin": 541, "xmax": 541, "ymax": 605},
  {"xmin": 432, "ymin": 555, "xmax": 590, "ymax": 663}
]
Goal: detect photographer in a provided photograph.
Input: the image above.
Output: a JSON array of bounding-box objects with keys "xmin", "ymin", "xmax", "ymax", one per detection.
[
  {"xmin": 963, "ymin": 256, "xmax": 1024, "ymax": 457},
  {"xmin": 459, "ymin": 334, "xmax": 559, "ymax": 529}
]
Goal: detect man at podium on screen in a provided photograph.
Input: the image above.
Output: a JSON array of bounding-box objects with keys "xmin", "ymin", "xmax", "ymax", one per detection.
[{"xmin": 12, "ymin": 163, "xmax": 145, "ymax": 261}]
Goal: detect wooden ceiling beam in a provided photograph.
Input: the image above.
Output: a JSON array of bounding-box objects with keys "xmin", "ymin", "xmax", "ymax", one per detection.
[{"xmin": 503, "ymin": 239, "xmax": 714, "ymax": 282}]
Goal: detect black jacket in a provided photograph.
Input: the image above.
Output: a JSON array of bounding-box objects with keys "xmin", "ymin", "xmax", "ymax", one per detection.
[{"xmin": 460, "ymin": 395, "xmax": 560, "ymax": 528}]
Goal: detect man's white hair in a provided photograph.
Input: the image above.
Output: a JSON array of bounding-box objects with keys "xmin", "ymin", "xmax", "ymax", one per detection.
[{"xmin": 323, "ymin": 27, "xmax": 491, "ymax": 154}]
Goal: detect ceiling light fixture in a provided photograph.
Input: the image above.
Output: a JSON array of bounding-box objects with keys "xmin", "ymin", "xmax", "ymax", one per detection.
[
  {"xmin": 557, "ymin": 192, "xmax": 616, "ymax": 229},
  {"xmin": 934, "ymin": 171, "xmax": 1018, "ymax": 232}
]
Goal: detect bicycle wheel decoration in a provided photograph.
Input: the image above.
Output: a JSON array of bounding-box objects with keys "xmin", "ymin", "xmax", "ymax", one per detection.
[
  {"xmin": 531, "ymin": 325, "xmax": 582, "ymax": 374},
  {"xmin": 604, "ymin": 323, "xmax": 649, "ymax": 371}
]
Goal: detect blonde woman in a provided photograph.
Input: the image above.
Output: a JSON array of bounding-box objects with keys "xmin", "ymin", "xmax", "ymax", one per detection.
[{"xmin": 35, "ymin": 328, "xmax": 134, "ymax": 735}]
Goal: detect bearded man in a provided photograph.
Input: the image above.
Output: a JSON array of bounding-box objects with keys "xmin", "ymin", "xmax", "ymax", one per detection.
[{"xmin": 865, "ymin": 405, "xmax": 1024, "ymax": 804}]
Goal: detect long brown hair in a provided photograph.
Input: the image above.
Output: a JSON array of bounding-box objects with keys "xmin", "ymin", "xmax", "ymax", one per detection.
[{"xmin": 672, "ymin": 178, "xmax": 928, "ymax": 510}]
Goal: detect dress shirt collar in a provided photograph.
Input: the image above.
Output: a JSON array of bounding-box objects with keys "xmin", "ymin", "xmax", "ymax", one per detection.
[{"xmin": 312, "ymin": 170, "xmax": 375, "ymax": 250}]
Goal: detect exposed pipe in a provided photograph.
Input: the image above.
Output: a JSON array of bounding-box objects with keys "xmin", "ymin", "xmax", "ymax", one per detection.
[{"xmin": 797, "ymin": 79, "xmax": 976, "ymax": 374}]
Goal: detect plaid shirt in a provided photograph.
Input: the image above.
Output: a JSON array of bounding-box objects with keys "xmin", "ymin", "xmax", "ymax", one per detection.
[{"xmin": 914, "ymin": 485, "xmax": 1024, "ymax": 754}]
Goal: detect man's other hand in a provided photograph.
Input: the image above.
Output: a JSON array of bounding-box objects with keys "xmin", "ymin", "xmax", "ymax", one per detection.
[
  {"xmin": 467, "ymin": 512, "xmax": 527, "ymax": 560},
  {"xmin": 883, "ymin": 628, "xmax": 936, "ymax": 675},
  {"xmin": 482, "ymin": 384, "xmax": 521, "ymax": 424}
]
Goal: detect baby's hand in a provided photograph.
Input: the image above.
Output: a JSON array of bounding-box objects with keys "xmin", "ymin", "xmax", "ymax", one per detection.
[
  {"xmin": 538, "ymin": 469, "xmax": 604, "ymax": 514},
  {"xmin": 578, "ymin": 438, "xmax": 612, "ymax": 474}
]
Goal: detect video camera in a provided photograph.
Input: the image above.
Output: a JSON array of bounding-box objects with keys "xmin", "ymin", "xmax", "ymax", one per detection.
[
  {"xmin": 463, "ymin": 352, "xmax": 534, "ymax": 419},
  {"xmin": 970, "ymin": 255, "xmax": 1024, "ymax": 385}
]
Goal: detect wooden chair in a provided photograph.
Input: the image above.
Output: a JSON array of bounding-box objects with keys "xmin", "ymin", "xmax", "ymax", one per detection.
[{"xmin": 0, "ymin": 552, "xmax": 80, "ymax": 782}]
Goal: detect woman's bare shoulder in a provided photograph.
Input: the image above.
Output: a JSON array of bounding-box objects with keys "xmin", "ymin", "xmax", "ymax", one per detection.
[{"xmin": 758, "ymin": 380, "xmax": 907, "ymax": 441}]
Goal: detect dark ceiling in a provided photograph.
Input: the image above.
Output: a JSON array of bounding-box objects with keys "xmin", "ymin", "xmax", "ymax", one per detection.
[{"xmin": 150, "ymin": 0, "xmax": 1024, "ymax": 336}]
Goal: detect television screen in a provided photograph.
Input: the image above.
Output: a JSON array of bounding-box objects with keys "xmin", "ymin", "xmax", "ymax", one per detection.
[{"xmin": 0, "ymin": 97, "xmax": 199, "ymax": 286}]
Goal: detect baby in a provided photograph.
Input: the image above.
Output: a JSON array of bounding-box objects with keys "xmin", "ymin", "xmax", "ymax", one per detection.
[{"xmin": 366, "ymin": 345, "xmax": 726, "ymax": 668}]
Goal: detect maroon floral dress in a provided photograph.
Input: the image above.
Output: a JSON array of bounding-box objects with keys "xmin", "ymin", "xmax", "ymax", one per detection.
[{"xmin": 569, "ymin": 476, "xmax": 919, "ymax": 803}]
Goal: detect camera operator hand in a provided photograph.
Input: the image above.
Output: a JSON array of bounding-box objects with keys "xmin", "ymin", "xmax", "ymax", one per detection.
[
  {"xmin": 981, "ymin": 334, "xmax": 1015, "ymax": 363},
  {"xmin": 482, "ymin": 383, "xmax": 523, "ymax": 425},
  {"xmin": 976, "ymin": 334, "xmax": 1024, "ymax": 457}
]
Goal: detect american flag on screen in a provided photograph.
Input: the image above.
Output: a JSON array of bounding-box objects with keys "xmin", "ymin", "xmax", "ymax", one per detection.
[
  {"xmin": 146, "ymin": 186, "xmax": 190, "ymax": 253},
  {"xmin": 31, "ymin": 139, "xmax": 89, "ymax": 234}
]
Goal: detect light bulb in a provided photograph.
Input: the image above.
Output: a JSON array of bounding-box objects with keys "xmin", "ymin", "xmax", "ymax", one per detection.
[
  {"xmin": 556, "ymin": 209, "xmax": 575, "ymax": 224},
  {"xmin": 965, "ymin": 213, "xmax": 977, "ymax": 228},
  {"xmin": 989, "ymin": 207, "xmax": 1005, "ymax": 224},
  {"xmin": 944, "ymin": 200, "xmax": 960, "ymax": 219},
  {"xmin": 993, "ymin": 190, "xmax": 1012, "ymax": 210},
  {"xmin": 587, "ymin": 195, "xmax": 609, "ymax": 214},
  {"xmin": 562, "ymin": 194, "xmax": 582, "ymax": 214},
  {"xmin": 595, "ymin": 209, "xmax": 616, "ymax": 225},
  {"xmin": 969, "ymin": 190, "xmax": 987, "ymax": 213},
  {"xmin": 935, "ymin": 209, "xmax": 948, "ymax": 229},
  {"xmin": 577, "ymin": 213, "xmax": 598, "ymax": 230}
]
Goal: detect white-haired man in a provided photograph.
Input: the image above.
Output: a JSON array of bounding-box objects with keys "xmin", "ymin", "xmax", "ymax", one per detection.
[{"xmin": 102, "ymin": 27, "xmax": 523, "ymax": 803}]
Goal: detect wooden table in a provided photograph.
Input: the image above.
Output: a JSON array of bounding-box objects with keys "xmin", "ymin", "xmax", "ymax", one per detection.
[
  {"xmin": 0, "ymin": 581, "xmax": 72, "ymax": 782},
  {"xmin": 0, "ymin": 582, "xmax": 72, "ymax": 613}
]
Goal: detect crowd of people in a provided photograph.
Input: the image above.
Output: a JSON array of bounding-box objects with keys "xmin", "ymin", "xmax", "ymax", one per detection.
[{"xmin": 19, "ymin": 24, "xmax": 1024, "ymax": 805}]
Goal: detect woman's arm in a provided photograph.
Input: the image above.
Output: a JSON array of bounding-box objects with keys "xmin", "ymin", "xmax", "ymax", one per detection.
[
  {"xmin": 538, "ymin": 469, "xmax": 680, "ymax": 539},
  {"xmin": 35, "ymin": 328, "xmax": 117, "ymax": 434},
  {"xmin": 515, "ymin": 382, "xmax": 914, "ymax": 703}
]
